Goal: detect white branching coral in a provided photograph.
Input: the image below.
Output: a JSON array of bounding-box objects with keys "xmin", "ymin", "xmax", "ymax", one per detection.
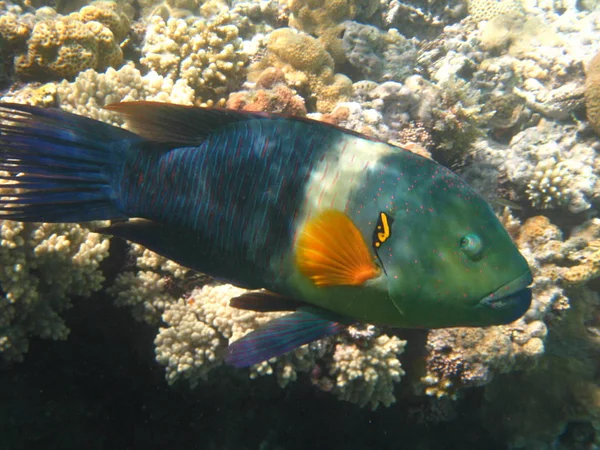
[
  {"xmin": 0, "ymin": 217, "xmax": 109, "ymax": 362},
  {"xmin": 56, "ymin": 63, "xmax": 195, "ymax": 126},
  {"xmin": 150, "ymin": 283, "xmax": 407, "ymax": 407},
  {"xmin": 154, "ymin": 284, "xmax": 288, "ymax": 387},
  {"xmin": 108, "ymin": 244, "xmax": 190, "ymax": 325},
  {"xmin": 329, "ymin": 331, "xmax": 406, "ymax": 409}
]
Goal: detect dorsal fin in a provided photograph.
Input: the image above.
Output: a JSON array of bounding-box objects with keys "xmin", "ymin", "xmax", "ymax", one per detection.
[
  {"xmin": 105, "ymin": 101, "xmax": 270, "ymax": 145},
  {"xmin": 104, "ymin": 101, "xmax": 388, "ymax": 147}
]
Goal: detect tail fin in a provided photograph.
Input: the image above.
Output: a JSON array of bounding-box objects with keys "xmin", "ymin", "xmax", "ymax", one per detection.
[{"xmin": 0, "ymin": 103, "xmax": 136, "ymax": 222}]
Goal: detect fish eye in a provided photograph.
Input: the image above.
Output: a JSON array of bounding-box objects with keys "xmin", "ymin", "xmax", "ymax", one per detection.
[{"xmin": 459, "ymin": 233, "xmax": 483, "ymax": 259}]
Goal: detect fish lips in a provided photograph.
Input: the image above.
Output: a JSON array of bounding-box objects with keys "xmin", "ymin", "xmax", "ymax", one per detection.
[{"xmin": 476, "ymin": 271, "xmax": 533, "ymax": 324}]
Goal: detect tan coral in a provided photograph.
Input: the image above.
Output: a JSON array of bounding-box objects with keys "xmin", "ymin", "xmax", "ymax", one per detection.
[
  {"xmin": 585, "ymin": 50, "xmax": 600, "ymax": 135},
  {"xmin": 77, "ymin": 1, "xmax": 130, "ymax": 42},
  {"xmin": 287, "ymin": 0, "xmax": 377, "ymax": 64},
  {"xmin": 140, "ymin": 13, "xmax": 248, "ymax": 107},
  {"xmin": 329, "ymin": 331, "xmax": 406, "ymax": 409},
  {"xmin": 466, "ymin": 0, "xmax": 523, "ymax": 22},
  {"xmin": 288, "ymin": 0, "xmax": 356, "ymax": 36},
  {"xmin": 0, "ymin": 12, "xmax": 32, "ymax": 46},
  {"xmin": 56, "ymin": 63, "xmax": 195, "ymax": 126},
  {"xmin": 0, "ymin": 82, "xmax": 57, "ymax": 107},
  {"xmin": 252, "ymin": 28, "xmax": 351, "ymax": 113},
  {"xmin": 15, "ymin": 15, "xmax": 123, "ymax": 79}
]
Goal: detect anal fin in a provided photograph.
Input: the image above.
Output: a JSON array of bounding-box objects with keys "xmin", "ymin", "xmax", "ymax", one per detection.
[{"xmin": 224, "ymin": 307, "xmax": 349, "ymax": 368}]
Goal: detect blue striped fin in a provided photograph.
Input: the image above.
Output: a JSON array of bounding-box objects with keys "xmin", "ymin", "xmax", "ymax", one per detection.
[{"xmin": 224, "ymin": 308, "xmax": 348, "ymax": 368}]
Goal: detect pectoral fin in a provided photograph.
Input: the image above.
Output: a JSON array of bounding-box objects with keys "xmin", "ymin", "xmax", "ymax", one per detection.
[
  {"xmin": 295, "ymin": 209, "xmax": 380, "ymax": 287},
  {"xmin": 224, "ymin": 307, "xmax": 349, "ymax": 368}
]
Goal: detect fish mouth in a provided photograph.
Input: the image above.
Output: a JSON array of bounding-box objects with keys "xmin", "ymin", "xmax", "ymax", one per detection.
[{"xmin": 477, "ymin": 270, "xmax": 533, "ymax": 322}]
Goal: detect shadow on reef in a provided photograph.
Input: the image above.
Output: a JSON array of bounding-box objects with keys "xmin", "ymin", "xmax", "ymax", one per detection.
[{"xmin": 0, "ymin": 288, "xmax": 505, "ymax": 450}]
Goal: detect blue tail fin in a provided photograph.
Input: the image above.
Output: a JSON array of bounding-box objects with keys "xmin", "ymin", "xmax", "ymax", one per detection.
[{"xmin": 0, "ymin": 103, "xmax": 136, "ymax": 222}]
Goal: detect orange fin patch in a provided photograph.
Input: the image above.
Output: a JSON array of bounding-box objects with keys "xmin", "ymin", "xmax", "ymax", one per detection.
[{"xmin": 295, "ymin": 210, "xmax": 380, "ymax": 286}]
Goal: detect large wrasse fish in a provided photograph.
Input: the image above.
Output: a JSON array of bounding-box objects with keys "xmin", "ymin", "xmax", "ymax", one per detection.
[{"xmin": 0, "ymin": 102, "xmax": 533, "ymax": 368}]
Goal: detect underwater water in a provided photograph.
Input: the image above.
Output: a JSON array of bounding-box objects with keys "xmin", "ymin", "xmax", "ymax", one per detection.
[{"xmin": 1, "ymin": 0, "xmax": 600, "ymax": 448}]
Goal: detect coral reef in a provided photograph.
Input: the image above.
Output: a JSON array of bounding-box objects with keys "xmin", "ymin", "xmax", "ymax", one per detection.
[
  {"xmin": 0, "ymin": 174, "xmax": 110, "ymax": 362},
  {"xmin": 140, "ymin": 11, "xmax": 248, "ymax": 107},
  {"xmin": 249, "ymin": 27, "xmax": 352, "ymax": 113},
  {"xmin": 226, "ymin": 68, "xmax": 307, "ymax": 115},
  {"xmin": 55, "ymin": 63, "xmax": 195, "ymax": 125},
  {"xmin": 340, "ymin": 21, "xmax": 417, "ymax": 82},
  {"xmin": 1, "ymin": 2, "xmax": 130, "ymax": 81},
  {"xmin": 2, "ymin": 0, "xmax": 600, "ymax": 444},
  {"xmin": 379, "ymin": 0, "xmax": 465, "ymax": 38},
  {"xmin": 482, "ymin": 287, "xmax": 600, "ymax": 448},
  {"xmin": 464, "ymin": 121, "xmax": 598, "ymax": 213},
  {"xmin": 152, "ymin": 283, "xmax": 407, "ymax": 408},
  {"xmin": 287, "ymin": 0, "xmax": 379, "ymax": 64}
]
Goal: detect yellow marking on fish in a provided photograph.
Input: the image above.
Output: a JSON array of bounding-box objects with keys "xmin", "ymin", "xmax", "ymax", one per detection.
[
  {"xmin": 377, "ymin": 212, "xmax": 391, "ymax": 243},
  {"xmin": 372, "ymin": 212, "xmax": 395, "ymax": 275}
]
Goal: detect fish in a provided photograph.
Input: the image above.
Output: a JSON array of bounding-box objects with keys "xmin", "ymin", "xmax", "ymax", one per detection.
[{"xmin": 0, "ymin": 101, "xmax": 533, "ymax": 368}]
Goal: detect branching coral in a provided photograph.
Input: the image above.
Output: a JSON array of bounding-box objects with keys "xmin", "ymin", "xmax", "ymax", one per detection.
[
  {"xmin": 525, "ymin": 157, "xmax": 573, "ymax": 210},
  {"xmin": 141, "ymin": 282, "xmax": 408, "ymax": 408},
  {"xmin": 0, "ymin": 174, "xmax": 109, "ymax": 362},
  {"xmin": 328, "ymin": 330, "xmax": 405, "ymax": 409},
  {"xmin": 56, "ymin": 63, "xmax": 195, "ymax": 126},
  {"xmin": 464, "ymin": 122, "xmax": 598, "ymax": 214},
  {"xmin": 108, "ymin": 244, "xmax": 191, "ymax": 325},
  {"xmin": 140, "ymin": 11, "xmax": 248, "ymax": 107}
]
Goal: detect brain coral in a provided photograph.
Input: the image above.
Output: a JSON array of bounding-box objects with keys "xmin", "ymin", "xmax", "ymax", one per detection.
[{"xmin": 251, "ymin": 28, "xmax": 352, "ymax": 113}]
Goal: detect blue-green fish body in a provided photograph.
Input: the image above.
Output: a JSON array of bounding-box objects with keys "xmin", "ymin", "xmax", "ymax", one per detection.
[{"xmin": 0, "ymin": 102, "xmax": 532, "ymax": 367}]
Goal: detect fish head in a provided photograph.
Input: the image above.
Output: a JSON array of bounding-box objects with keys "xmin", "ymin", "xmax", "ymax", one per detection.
[{"xmin": 360, "ymin": 152, "xmax": 532, "ymax": 328}]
